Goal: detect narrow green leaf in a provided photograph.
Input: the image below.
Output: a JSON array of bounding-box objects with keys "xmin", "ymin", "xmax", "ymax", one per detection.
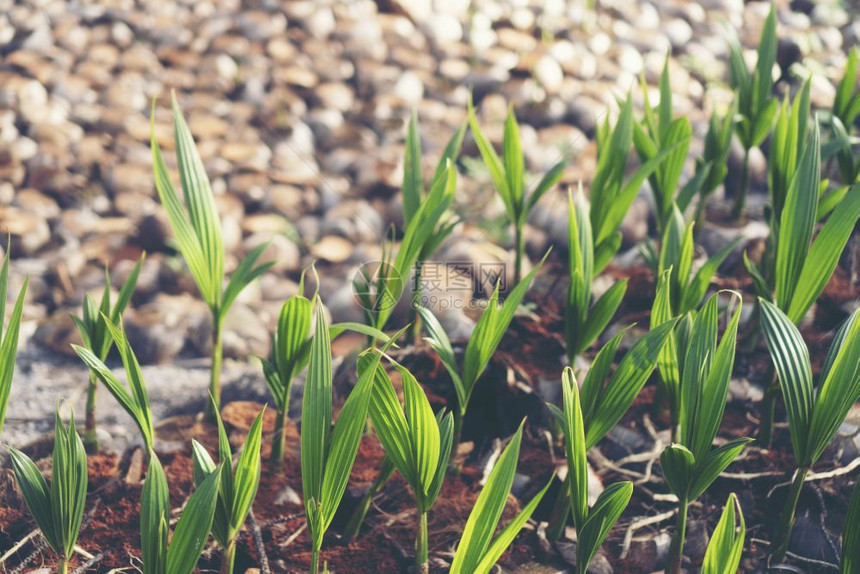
[
  {"xmin": 759, "ymin": 299, "xmax": 814, "ymax": 464},
  {"xmin": 842, "ymin": 479, "xmax": 860, "ymax": 573},
  {"xmin": 702, "ymin": 493, "xmax": 745, "ymax": 574},
  {"xmin": 450, "ymin": 420, "xmax": 526, "ymax": 574},
  {"xmin": 165, "ymin": 464, "xmax": 221, "ymax": 574}
]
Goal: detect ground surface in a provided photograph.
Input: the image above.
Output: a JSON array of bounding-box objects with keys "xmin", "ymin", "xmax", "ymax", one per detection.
[{"xmin": 1, "ymin": 0, "xmax": 860, "ymax": 571}]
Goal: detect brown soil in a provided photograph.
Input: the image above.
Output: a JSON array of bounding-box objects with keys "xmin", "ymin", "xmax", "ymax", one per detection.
[{"xmin": 1, "ymin": 266, "xmax": 856, "ymax": 573}]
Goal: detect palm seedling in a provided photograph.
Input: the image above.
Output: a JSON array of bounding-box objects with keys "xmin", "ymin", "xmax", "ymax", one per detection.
[
  {"xmin": 72, "ymin": 254, "xmax": 144, "ymax": 452},
  {"xmin": 659, "ymin": 292, "xmax": 751, "ymax": 573},
  {"xmin": 690, "ymin": 102, "xmax": 736, "ymax": 228},
  {"xmin": 650, "ymin": 209, "xmax": 736, "ymax": 436},
  {"xmin": 727, "ymin": 2, "xmax": 778, "ymax": 219},
  {"xmin": 545, "ymin": 319, "xmax": 678, "ymax": 541},
  {"xmin": 141, "ymin": 450, "xmax": 222, "ymax": 574},
  {"xmin": 301, "ymin": 299, "xmax": 391, "ymax": 573},
  {"xmin": 73, "ymin": 316, "xmax": 156, "ymax": 452},
  {"xmin": 701, "ymin": 493, "xmax": 745, "ymax": 574},
  {"xmin": 364, "ymin": 354, "xmax": 454, "ymax": 573},
  {"xmin": 553, "ymin": 368, "xmax": 634, "ymax": 573},
  {"xmin": 449, "ymin": 419, "xmax": 551, "ymax": 574},
  {"xmin": 418, "ymin": 259, "xmax": 544, "ymax": 448},
  {"xmin": 652, "ymin": 207, "xmax": 736, "ymax": 318},
  {"xmin": 468, "ymin": 99, "xmax": 567, "ymax": 284},
  {"xmin": 151, "ymin": 94, "xmax": 274, "ymax": 419},
  {"xmin": 402, "ymin": 112, "xmax": 467, "ymax": 342},
  {"xmin": 586, "ymin": 92, "xmax": 687, "ymax": 274},
  {"xmin": 746, "ymin": 118, "xmax": 860, "ymax": 445},
  {"xmin": 191, "ymin": 397, "xmax": 265, "ymax": 574},
  {"xmin": 824, "ymin": 47, "xmax": 860, "ymax": 188},
  {"xmin": 633, "ymin": 55, "xmax": 694, "ymax": 233},
  {"xmin": 0, "ymin": 247, "xmax": 28, "ymax": 436},
  {"xmin": 354, "ymin": 158, "xmax": 457, "ymax": 335},
  {"xmin": 260, "ymin": 267, "xmax": 315, "ymax": 463},
  {"xmin": 759, "ymin": 300, "xmax": 860, "ymax": 561},
  {"xmin": 564, "ymin": 187, "xmax": 627, "ymax": 360},
  {"xmin": 8, "ymin": 410, "xmax": 87, "ymax": 574},
  {"xmin": 842, "ymin": 479, "xmax": 860, "ymax": 573}
]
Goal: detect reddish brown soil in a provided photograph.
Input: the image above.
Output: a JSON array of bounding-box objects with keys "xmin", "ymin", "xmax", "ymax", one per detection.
[{"xmin": 1, "ymin": 265, "xmax": 856, "ymax": 573}]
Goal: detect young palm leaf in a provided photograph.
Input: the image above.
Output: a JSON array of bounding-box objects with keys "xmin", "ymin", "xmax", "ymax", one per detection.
[
  {"xmin": 827, "ymin": 47, "xmax": 859, "ymax": 186},
  {"xmin": 364, "ymin": 355, "xmax": 454, "ymax": 573},
  {"xmin": 701, "ymin": 493, "xmax": 745, "ymax": 574},
  {"xmin": 9, "ymin": 410, "xmax": 87, "ymax": 574},
  {"xmin": 301, "ymin": 300, "xmax": 391, "ymax": 574},
  {"xmin": 151, "ymin": 95, "xmax": 274, "ymax": 419},
  {"xmin": 356, "ymin": 159, "xmax": 458, "ymax": 333},
  {"xmin": 191, "ymin": 398, "xmax": 265, "ymax": 574},
  {"xmin": 658, "ymin": 205, "xmax": 736, "ymax": 317},
  {"xmin": 546, "ymin": 320, "xmax": 676, "ymax": 540},
  {"xmin": 73, "ymin": 315, "xmax": 156, "ymax": 451},
  {"xmin": 449, "ymin": 420, "xmax": 551, "ymax": 574},
  {"xmin": 141, "ymin": 451, "xmax": 222, "ymax": 574},
  {"xmin": 0, "ymin": 246, "xmax": 28, "ymax": 436},
  {"xmin": 633, "ymin": 56, "xmax": 693, "ymax": 233},
  {"xmin": 72, "ymin": 254, "xmax": 144, "ymax": 452},
  {"xmin": 565, "ymin": 187, "xmax": 627, "ymax": 360},
  {"xmin": 842, "ymin": 479, "xmax": 860, "ymax": 573},
  {"xmin": 557, "ymin": 368, "xmax": 633, "ymax": 572},
  {"xmin": 748, "ymin": 121, "xmax": 860, "ymax": 446},
  {"xmin": 690, "ymin": 102, "xmax": 736, "ymax": 227},
  {"xmin": 468, "ymin": 99, "xmax": 566, "ymax": 284},
  {"xmin": 759, "ymin": 300, "xmax": 860, "ymax": 560},
  {"xmin": 419, "ymin": 258, "xmax": 545, "ymax": 447},
  {"xmin": 659, "ymin": 292, "xmax": 750, "ymax": 573},
  {"xmin": 261, "ymin": 267, "xmax": 316, "ymax": 462},
  {"xmin": 402, "ymin": 112, "xmax": 467, "ymax": 341},
  {"xmin": 588, "ymin": 93, "xmax": 687, "ymax": 274},
  {"xmin": 727, "ymin": 2, "xmax": 779, "ymax": 219}
]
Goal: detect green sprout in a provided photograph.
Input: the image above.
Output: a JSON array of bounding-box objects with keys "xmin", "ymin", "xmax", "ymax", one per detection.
[
  {"xmin": 555, "ymin": 367, "xmax": 633, "ymax": 573},
  {"xmin": 71, "ymin": 254, "xmax": 144, "ymax": 452},
  {"xmin": 402, "ymin": 111, "xmax": 466, "ymax": 342},
  {"xmin": 842, "ymin": 479, "xmax": 860, "ymax": 573},
  {"xmin": 590, "ymin": 93, "xmax": 686, "ymax": 275},
  {"xmin": 449, "ymin": 419, "xmax": 550, "ymax": 574},
  {"xmin": 746, "ymin": 118, "xmax": 860, "ymax": 446},
  {"xmin": 825, "ymin": 47, "xmax": 859, "ymax": 187},
  {"xmin": 468, "ymin": 99, "xmax": 566, "ymax": 284},
  {"xmin": 354, "ymin": 158, "xmax": 457, "ymax": 335},
  {"xmin": 301, "ymin": 300, "xmax": 390, "ymax": 574},
  {"xmin": 191, "ymin": 397, "xmax": 265, "ymax": 574},
  {"xmin": 261, "ymin": 267, "xmax": 316, "ymax": 463},
  {"xmin": 151, "ymin": 94, "xmax": 274, "ymax": 420},
  {"xmin": 633, "ymin": 55, "xmax": 694, "ymax": 233},
  {"xmin": 0, "ymin": 246, "xmax": 28, "ymax": 436},
  {"xmin": 759, "ymin": 300, "xmax": 860, "ymax": 561},
  {"xmin": 546, "ymin": 320, "xmax": 677, "ymax": 541},
  {"xmin": 364, "ymin": 355, "xmax": 454, "ymax": 573},
  {"xmin": 690, "ymin": 102, "xmax": 736, "ymax": 228},
  {"xmin": 565, "ymin": 187, "xmax": 627, "ymax": 360},
  {"xmin": 419, "ymin": 258, "xmax": 544, "ymax": 448},
  {"xmin": 141, "ymin": 451, "xmax": 221, "ymax": 574},
  {"xmin": 702, "ymin": 493, "xmax": 745, "ymax": 574},
  {"xmin": 9, "ymin": 410, "xmax": 87, "ymax": 574},
  {"xmin": 727, "ymin": 2, "xmax": 778, "ymax": 219},
  {"xmin": 73, "ymin": 316, "xmax": 156, "ymax": 452},
  {"xmin": 659, "ymin": 292, "xmax": 750, "ymax": 573}
]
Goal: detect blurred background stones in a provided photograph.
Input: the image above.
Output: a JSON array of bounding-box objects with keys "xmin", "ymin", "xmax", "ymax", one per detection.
[{"xmin": 0, "ymin": 0, "xmax": 855, "ymax": 443}]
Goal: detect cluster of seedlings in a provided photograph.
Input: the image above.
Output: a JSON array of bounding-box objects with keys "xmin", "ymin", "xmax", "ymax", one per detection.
[{"xmin": 1, "ymin": 6, "xmax": 860, "ymax": 572}]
